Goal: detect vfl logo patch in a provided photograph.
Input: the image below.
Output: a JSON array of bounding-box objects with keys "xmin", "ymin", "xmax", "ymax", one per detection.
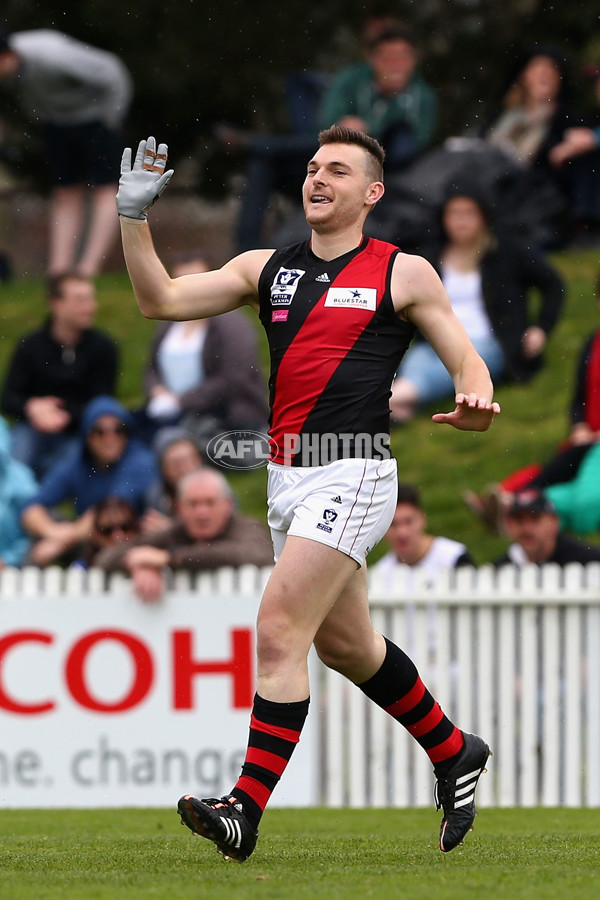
[
  {"xmin": 316, "ymin": 508, "xmax": 339, "ymax": 534},
  {"xmin": 324, "ymin": 287, "xmax": 377, "ymax": 310},
  {"xmin": 270, "ymin": 267, "xmax": 305, "ymax": 306}
]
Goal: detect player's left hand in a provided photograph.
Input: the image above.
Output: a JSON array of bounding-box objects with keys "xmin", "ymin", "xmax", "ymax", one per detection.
[{"xmin": 431, "ymin": 393, "xmax": 501, "ymax": 432}]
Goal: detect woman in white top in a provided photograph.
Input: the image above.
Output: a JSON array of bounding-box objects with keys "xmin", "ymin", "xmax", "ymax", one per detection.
[{"xmin": 390, "ymin": 180, "xmax": 564, "ymax": 423}]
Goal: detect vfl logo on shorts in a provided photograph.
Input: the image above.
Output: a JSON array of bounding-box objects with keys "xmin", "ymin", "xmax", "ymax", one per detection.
[
  {"xmin": 324, "ymin": 287, "xmax": 377, "ymax": 310},
  {"xmin": 270, "ymin": 267, "xmax": 305, "ymax": 306},
  {"xmin": 316, "ymin": 508, "xmax": 339, "ymax": 534}
]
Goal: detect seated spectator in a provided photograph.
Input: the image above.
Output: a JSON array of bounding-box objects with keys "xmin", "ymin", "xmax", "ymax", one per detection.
[
  {"xmin": 389, "ymin": 180, "xmax": 564, "ymax": 422},
  {"xmin": 74, "ymin": 496, "xmax": 140, "ymax": 569},
  {"xmin": 465, "ymin": 269, "xmax": 600, "ymax": 532},
  {"xmin": 482, "ymin": 47, "xmax": 575, "ymax": 174},
  {"xmin": 0, "ymin": 415, "xmax": 38, "ymax": 568},
  {"xmin": 480, "ymin": 46, "xmax": 577, "ymax": 244},
  {"xmin": 142, "ymin": 425, "xmax": 204, "ymax": 534},
  {"xmin": 318, "ymin": 24, "xmax": 438, "ymax": 174},
  {"xmin": 21, "ymin": 395, "xmax": 156, "ymax": 567},
  {"xmin": 493, "ymin": 489, "xmax": 600, "ymax": 567},
  {"xmin": 1, "ymin": 272, "xmax": 118, "ymax": 478},
  {"xmin": 94, "ymin": 468, "xmax": 274, "ymax": 602},
  {"xmin": 371, "ymin": 483, "xmax": 474, "ymax": 585},
  {"xmin": 138, "ymin": 250, "xmax": 268, "ymax": 450}
]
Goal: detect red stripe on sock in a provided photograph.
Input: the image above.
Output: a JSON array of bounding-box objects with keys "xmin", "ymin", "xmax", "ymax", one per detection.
[
  {"xmin": 250, "ymin": 714, "xmax": 302, "ymax": 743},
  {"xmin": 245, "ymin": 746, "xmax": 289, "ymax": 777},
  {"xmin": 234, "ymin": 774, "xmax": 272, "ymax": 810},
  {"xmin": 406, "ymin": 702, "xmax": 444, "ymax": 738},
  {"xmin": 384, "ymin": 678, "xmax": 426, "ymax": 718},
  {"xmin": 427, "ymin": 728, "xmax": 465, "ymax": 764}
]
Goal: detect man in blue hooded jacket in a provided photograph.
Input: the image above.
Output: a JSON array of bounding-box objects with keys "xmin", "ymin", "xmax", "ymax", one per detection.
[{"xmin": 21, "ymin": 395, "xmax": 156, "ymax": 566}]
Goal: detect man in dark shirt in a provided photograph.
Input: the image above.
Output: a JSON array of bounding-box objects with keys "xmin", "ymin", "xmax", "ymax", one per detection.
[
  {"xmin": 493, "ymin": 488, "xmax": 600, "ymax": 566},
  {"xmin": 1, "ymin": 272, "xmax": 118, "ymax": 477}
]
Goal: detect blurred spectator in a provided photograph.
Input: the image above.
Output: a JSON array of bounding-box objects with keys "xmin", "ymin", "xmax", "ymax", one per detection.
[
  {"xmin": 95, "ymin": 468, "xmax": 274, "ymax": 602},
  {"xmin": 389, "ymin": 180, "xmax": 564, "ymax": 423},
  {"xmin": 493, "ymin": 489, "xmax": 600, "ymax": 566},
  {"xmin": 74, "ymin": 495, "xmax": 139, "ymax": 569},
  {"xmin": 465, "ymin": 270, "xmax": 600, "ymax": 533},
  {"xmin": 370, "ymin": 483, "xmax": 474, "ymax": 584},
  {"xmin": 318, "ymin": 24, "xmax": 438, "ymax": 173},
  {"xmin": 142, "ymin": 425, "xmax": 204, "ymax": 534},
  {"xmin": 483, "ymin": 47, "xmax": 575, "ymax": 173},
  {"xmin": 480, "ymin": 46, "xmax": 577, "ymax": 244},
  {"xmin": 217, "ymin": 72, "xmax": 328, "ymax": 252},
  {"xmin": 138, "ymin": 250, "xmax": 268, "ymax": 451},
  {"xmin": 1, "ymin": 272, "xmax": 118, "ymax": 478},
  {"xmin": 21, "ymin": 395, "xmax": 156, "ymax": 567},
  {"xmin": 0, "ymin": 27, "xmax": 132, "ymax": 276},
  {"xmin": 549, "ymin": 63, "xmax": 600, "ymax": 244},
  {"xmin": 0, "ymin": 415, "xmax": 37, "ymax": 568}
]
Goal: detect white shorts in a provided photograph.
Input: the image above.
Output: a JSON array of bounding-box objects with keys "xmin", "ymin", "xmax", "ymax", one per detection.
[{"xmin": 267, "ymin": 457, "xmax": 398, "ymax": 566}]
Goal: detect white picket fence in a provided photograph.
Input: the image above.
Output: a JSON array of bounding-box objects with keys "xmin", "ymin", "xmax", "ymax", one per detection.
[{"xmin": 2, "ymin": 562, "xmax": 600, "ymax": 808}]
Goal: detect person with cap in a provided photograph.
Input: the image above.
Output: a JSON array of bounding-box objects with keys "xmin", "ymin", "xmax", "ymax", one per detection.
[
  {"xmin": 389, "ymin": 179, "xmax": 564, "ymax": 423},
  {"xmin": 0, "ymin": 26, "xmax": 132, "ymax": 276},
  {"xmin": 141, "ymin": 425, "xmax": 204, "ymax": 534},
  {"xmin": 21, "ymin": 395, "xmax": 156, "ymax": 566},
  {"xmin": 493, "ymin": 488, "xmax": 600, "ymax": 567}
]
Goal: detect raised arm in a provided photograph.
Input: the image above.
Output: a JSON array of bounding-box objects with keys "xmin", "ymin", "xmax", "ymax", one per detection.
[
  {"xmin": 117, "ymin": 137, "xmax": 271, "ymax": 321},
  {"xmin": 392, "ymin": 253, "xmax": 501, "ymax": 431}
]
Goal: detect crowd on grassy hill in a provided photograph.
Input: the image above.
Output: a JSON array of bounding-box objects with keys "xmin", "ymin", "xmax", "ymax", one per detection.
[{"xmin": 2, "ymin": 21, "xmax": 600, "ymax": 587}]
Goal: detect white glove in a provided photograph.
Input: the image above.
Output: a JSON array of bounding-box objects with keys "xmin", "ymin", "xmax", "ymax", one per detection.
[{"xmin": 116, "ymin": 136, "xmax": 174, "ymax": 219}]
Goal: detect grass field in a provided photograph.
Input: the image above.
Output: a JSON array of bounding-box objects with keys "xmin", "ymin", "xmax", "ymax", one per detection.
[
  {"xmin": 1, "ymin": 807, "xmax": 599, "ymax": 899},
  {"xmin": 1, "ymin": 246, "xmax": 600, "ymax": 564}
]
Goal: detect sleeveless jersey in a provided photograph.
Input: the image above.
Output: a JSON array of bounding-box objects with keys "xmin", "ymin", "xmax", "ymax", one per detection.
[{"xmin": 258, "ymin": 236, "xmax": 416, "ymax": 466}]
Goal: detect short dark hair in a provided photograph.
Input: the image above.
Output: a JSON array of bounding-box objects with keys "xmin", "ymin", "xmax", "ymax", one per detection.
[
  {"xmin": 46, "ymin": 271, "xmax": 92, "ymax": 302},
  {"xmin": 318, "ymin": 124, "xmax": 385, "ymax": 182},
  {"xmin": 367, "ymin": 24, "xmax": 416, "ymax": 53},
  {"xmin": 396, "ymin": 483, "xmax": 422, "ymax": 509}
]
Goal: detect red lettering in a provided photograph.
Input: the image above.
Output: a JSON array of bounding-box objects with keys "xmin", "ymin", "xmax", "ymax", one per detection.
[
  {"xmin": 65, "ymin": 630, "xmax": 154, "ymax": 713},
  {"xmin": 173, "ymin": 629, "xmax": 253, "ymax": 710},
  {"xmin": 0, "ymin": 631, "xmax": 55, "ymax": 714}
]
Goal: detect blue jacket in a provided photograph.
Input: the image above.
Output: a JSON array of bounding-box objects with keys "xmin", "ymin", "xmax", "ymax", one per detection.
[
  {"xmin": 26, "ymin": 396, "xmax": 157, "ymax": 515},
  {"xmin": 0, "ymin": 416, "xmax": 38, "ymax": 565}
]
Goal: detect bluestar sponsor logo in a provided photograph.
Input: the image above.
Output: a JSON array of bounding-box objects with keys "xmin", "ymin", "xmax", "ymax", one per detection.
[{"xmin": 324, "ymin": 287, "xmax": 377, "ymax": 310}]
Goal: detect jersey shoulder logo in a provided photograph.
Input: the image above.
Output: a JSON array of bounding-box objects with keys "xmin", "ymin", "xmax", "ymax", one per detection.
[
  {"xmin": 324, "ymin": 287, "xmax": 377, "ymax": 310},
  {"xmin": 270, "ymin": 267, "xmax": 306, "ymax": 306}
]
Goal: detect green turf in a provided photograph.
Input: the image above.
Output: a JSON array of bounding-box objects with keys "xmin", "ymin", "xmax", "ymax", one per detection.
[
  {"xmin": 0, "ymin": 808, "xmax": 599, "ymax": 899},
  {"xmin": 1, "ymin": 247, "xmax": 600, "ymax": 564}
]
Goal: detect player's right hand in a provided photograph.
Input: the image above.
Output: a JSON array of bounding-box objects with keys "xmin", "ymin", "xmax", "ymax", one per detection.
[{"xmin": 116, "ymin": 136, "xmax": 174, "ymax": 219}]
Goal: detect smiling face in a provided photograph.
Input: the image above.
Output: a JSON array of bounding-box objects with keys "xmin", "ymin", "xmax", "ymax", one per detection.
[{"xmin": 302, "ymin": 142, "xmax": 383, "ymax": 234}]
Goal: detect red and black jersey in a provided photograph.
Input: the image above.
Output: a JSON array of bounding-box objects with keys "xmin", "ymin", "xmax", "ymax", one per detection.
[{"xmin": 258, "ymin": 236, "xmax": 416, "ymax": 466}]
